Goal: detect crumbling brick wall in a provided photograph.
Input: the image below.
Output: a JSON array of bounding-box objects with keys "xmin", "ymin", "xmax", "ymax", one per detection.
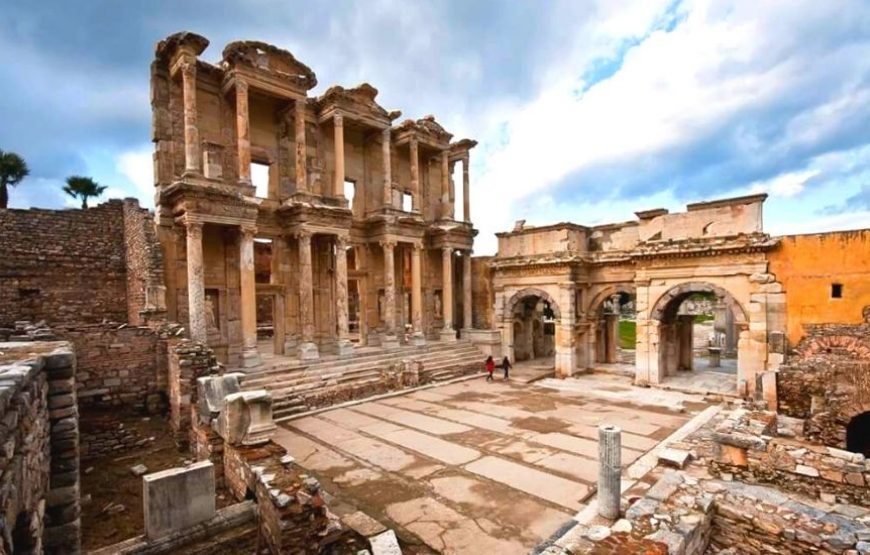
[
  {"xmin": 0, "ymin": 342, "xmax": 81, "ymax": 554},
  {"xmin": 122, "ymin": 199, "xmax": 166, "ymax": 325},
  {"xmin": 0, "ymin": 201, "xmax": 129, "ymax": 324}
]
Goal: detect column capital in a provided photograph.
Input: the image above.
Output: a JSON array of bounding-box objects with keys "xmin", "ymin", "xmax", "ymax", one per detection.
[
  {"xmin": 382, "ymin": 126, "xmax": 391, "ymax": 139},
  {"xmin": 335, "ymin": 234, "xmax": 350, "ymax": 249},
  {"xmin": 442, "ymin": 245, "xmax": 453, "ymax": 255},
  {"xmin": 240, "ymin": 224, "xmax": 257, "ymax": 239},
  {"xmin": 293, "ymin": 229, "xmax": 313, "ymax": 242},
  {"xmin": 235, "ymin": 79, "xmax": 249, "ymax": 95},
  {"xmin": 184, "ymin": 219, "xmax": 203, "ymax": 235},
  {"xmin": 411, "ymin": 242, "xmax": 425, "ymax": 252},
  {"xmin": 179, "ymin": 60, "xmax": 197, "ymax": 78},
  {"xmin": 379, "ymin": 239, "xmax": 397, "ymax": 250},
  {"xmin": 334, "ymin": 113, "xmax": 344, "ymax": 127}
]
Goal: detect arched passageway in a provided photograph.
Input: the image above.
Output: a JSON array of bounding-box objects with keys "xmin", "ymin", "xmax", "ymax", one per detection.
[
  {"xmin": 647, "ymin": 282, "xmax": 746, "ymax": 393},
  {"xmin": 512, "ymin": 295, "xmax": 556, "ymax": 362},
  {"xmin": 847, "ymin": 412, "xmax": 870, "ymax": 457},
  {"xmin": 594, "ymin": 291, "xmax": 637, "ymax": 367}
]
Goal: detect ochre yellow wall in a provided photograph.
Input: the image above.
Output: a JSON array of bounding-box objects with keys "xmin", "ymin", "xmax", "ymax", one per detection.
[{"xmin": 769, "ymin": 229, "xmax": 870, "ymax": 346}]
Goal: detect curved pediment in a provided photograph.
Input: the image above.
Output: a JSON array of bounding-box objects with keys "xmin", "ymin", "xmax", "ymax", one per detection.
[{"xmin": 221, "ymin": 40, "xmax": 317, "ymax": 90}]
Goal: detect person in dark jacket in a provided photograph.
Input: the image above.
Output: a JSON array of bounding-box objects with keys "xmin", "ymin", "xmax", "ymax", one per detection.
[
  {"xmin": 501, "ymin": 356, "xmax": 512, "ymax": 380},
  {"xmin": 485, "ymin": 356, "xmax": 495, "ymax": 382}
]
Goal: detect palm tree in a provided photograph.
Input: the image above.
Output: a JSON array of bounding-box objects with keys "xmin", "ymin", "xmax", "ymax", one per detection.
[
  {"xmin": 63, "ymin": 176, "xmax": 107, "ymax": 209},
  {"xmin": 0, "ymin": 149, "xmax": 29, "ymax": 209}
]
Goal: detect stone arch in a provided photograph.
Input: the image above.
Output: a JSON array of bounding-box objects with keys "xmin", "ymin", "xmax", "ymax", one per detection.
[
  {"xmin": 504, "ymin": 287, "xmax": 562, "ymax": 321},
  {"xmin": 650, "ymin": 281, "xmax": 747, "ymax": 324},
  {"xmin": 587, "ymin": 284, "xmax": 637, "ymax": 315}
]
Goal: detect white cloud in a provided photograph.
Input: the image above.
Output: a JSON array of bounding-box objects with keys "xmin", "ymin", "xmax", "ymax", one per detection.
[
  {"xmin": 749, "ymin": 169, "xmax": 820, "ymax": 198},
  {"xmin": 766, "ymin": 209, "xmax": 870, "ymax": 236},
  {"xmin": 470, "ymin": 0, "xmax": 870, "ymax": 253},
  {"xmin": 116, "ymin": 147, "xmax": 154, "ymax": 208}
]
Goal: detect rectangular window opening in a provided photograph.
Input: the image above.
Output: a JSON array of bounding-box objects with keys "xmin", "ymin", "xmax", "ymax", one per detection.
[
  {"xmin": 251, "ymin": 162, "xmax": 270, "ymax": 199},
  {"xmin": 344, "ymin": 180, "xmax": 356, "ymax": 206},
  {"xmin": 831, "ymin": 283, "xmax": 843, "ymax": 299},
  {"xmin": 453, "ymin": 162, "xmax": 464, "ymax": 221},
  {"xmin": 402, "ymin": 192, "xmax": 413, "ymax": 212}
]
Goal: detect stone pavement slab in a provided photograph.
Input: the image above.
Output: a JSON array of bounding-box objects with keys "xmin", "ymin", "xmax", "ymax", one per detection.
[
  {"xmin": 365, "ymin": 426, "xmax": 481, "ymax": 465},
  {"xmin": 464, "ymin": 455, "xmax": 589, "ymax": 510},
  {"xmin": 352, "ymin": 403, "xmax": 473, "ymax": 435}
]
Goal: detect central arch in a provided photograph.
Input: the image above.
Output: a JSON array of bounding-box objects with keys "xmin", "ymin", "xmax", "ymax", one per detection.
[{"xmin": 646, "ymin": 281, "xmax": 748, "ymax": 391}]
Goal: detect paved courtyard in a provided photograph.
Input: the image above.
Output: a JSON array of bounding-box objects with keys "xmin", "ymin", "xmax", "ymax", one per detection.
[{"xmin": 274, "ymin": 375, "xmax": 707, "ymax": 553}]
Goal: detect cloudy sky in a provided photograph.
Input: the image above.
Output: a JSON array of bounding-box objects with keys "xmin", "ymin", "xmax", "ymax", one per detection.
[{"xmin": 1, "ymin": 0, "xmax": 869, "ymax": 253}]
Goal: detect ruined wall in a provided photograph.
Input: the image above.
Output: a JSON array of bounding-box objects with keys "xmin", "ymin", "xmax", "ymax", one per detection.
[
  {"xmin": 637, "ymin": 195, "xmax": 765, "ymax": 242},
  {"xmin": 0, "ymin": 342, "xmax": 81, "ymax": 554},
  {"xmin": 0, "ymin": 201, "xmax": 128, "ymax": 325},
  {"xmin": 471, "ymin": 256, "xmax": 494, "ymax": 329},
  {"xmin": 59, "ymin": 324, "xmax": 164, "ymax": 411},
  {"xmin": 769, "ymin": 229, "xmax": 870, "ymax": 346},
  {"xmin": 496, "ymin": 224, "xmax": 587, "ymax": 257},
  {"xmin": 123, "ymin": 200, "xmax": 166, "ymax": 325}
]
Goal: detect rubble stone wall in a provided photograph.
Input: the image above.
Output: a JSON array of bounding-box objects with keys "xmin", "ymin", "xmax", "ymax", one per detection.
[
  {"xmin": 168, "ymin": 340, "xmax": 218, "ymax": 447},
  {"xmin": 0, "ymin": 343, "xmax": 81, "ymax": 554},
  {"xmin": 471, "ymin": 256, "xmax": 494, "ymax": 329},
  {"xmin": 0, "ymin": 201, "xmax": 129, "ymax": 325}
]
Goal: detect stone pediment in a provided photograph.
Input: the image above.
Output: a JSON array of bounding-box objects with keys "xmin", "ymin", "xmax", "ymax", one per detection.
[
  {"xmin": 394, "ymin": 115, "xmax": 453, "ymax": 148},
  {"xmin": 221, "ymin": 40, "xmax": 317, "ymax": 90},
  {"xmin": 315, "ymin": 83, "xmax": 400, "ymax": 127},
  {"xmin": 155, "ymin": 31, "xmax": 209, "ymax": 62}
]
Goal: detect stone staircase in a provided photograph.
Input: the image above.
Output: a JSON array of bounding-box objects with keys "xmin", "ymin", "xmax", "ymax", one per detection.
[{"xmin": 240, "ymin": 340, "xmax": 484, "ymax": 420}]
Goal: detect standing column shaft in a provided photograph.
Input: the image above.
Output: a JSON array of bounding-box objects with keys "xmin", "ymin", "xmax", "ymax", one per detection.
[
  {"xmin": 296, "ymin": 231, "xmax": 318, "ymax": 359},
  {"xmin": 411, "ymin": 245, "xmax": 423, "ymax": 333},
  {"xmin": 598, "ymin": 425, "xmax": 622, "ymax": 520},
  {"xmin": 180, "ymin": 62, "xmax": 200, "ymax": 174},
  {"xmin": 462, "ymin": 252, "xmax": 472, "ymax": 330},
  {"xmin": 409, "ymin": 138, "xmax": 420, "ymax": 212},
  {"xmin": 381, "ymin": 241, "xmax": 397, "ymax": 337},
  {"xmin": 462, "ymin": 155, "xmax": 471, "ymax": 223},
  {"xmin": 295, "ymin": 98, "xmax": 307, "ymax": 193},
  {"xmin": 185, "ymin": 221, "xmax": 206, "ymax": 342},
  {"xmin": 236, "ymin": 81, "xmax": 251, "ymax": 184},
  {"xmin": 382, "ymin": 127, "xmax": 392, "ymax": 208},
  {"xmin": 333, "ymin": 114, "xmax": 345, "ymax": 198},
  {"xmin": 442, "ymin": 247, "xmax": 454, "ymax": 331},
  {"xmin": 335, "ymin": 236, "xmax": 350, "ymax": 340},
  {"xmin": 441, "ymin": 151, "xmax": 450, "ymax": 219},
  {"xmin": 239, "ymin": 225, "xmax": 260, "ymax": 367}
]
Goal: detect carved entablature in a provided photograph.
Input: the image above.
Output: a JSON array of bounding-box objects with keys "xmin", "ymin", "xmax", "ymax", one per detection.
[
  {"xmin": 276, "ymin": 203, "xmax": 354, "ymax": 236},
  {"xmin": 493, "ymin": 261, "xmax": 581, "ymax": 279},
  {"xmin": 393, "ymin": 116, "xmax": 453, "ymax": 149},
  {"xmin": 221, "ymin": 40, "xmax": 317, "ymax": 91},
  {"xmin": 163, "ymin": 181, "xmax": 259, "ymax": 226},
  {"xmin": 315, "ymin": 83, "xmax": 400, "ymax": 129},
  {"xmin": 448, "ymin": 138, "xmax": 478, "ymax": 162},
  {"xmin": 427, "ymin": 222, "xmax": 476, "ymax": 251},
  {"xmin": 629, "ymin": 233, "xmax": 780, "ymax": 260}
]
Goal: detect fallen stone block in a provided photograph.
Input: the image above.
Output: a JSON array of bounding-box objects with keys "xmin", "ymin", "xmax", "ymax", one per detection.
[
  {"xmin": 197, "ymin": 373, "xmax": 244, "ymax": 423},
  {"xmin": 369, "ymin": 529, "xmax": 402, "ymax": 555},
  {"xmin": 144, "ymin": 461, "xmax": 216, "ymax": 539},
  {"xmin": 216, "ymin": 390, "xmax": 277, "ymax": 445},
  {"xmin": 658, "ymin": 448, "xmax": 691, "ymax": 469}
]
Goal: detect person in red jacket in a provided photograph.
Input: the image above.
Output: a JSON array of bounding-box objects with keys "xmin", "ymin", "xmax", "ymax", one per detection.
[{"xmin": 485, "ymin": 356, "xmax": 495, "ymax": 382}]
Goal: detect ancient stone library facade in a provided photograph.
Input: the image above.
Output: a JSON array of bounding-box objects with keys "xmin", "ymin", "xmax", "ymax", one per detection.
[
  {"xmin": 1, "ymin": 30, "xmax": 870, "ymax": 555},
  {"xmin": 151, "ymin": 32, "xmax": 477, "ymax": 367}
]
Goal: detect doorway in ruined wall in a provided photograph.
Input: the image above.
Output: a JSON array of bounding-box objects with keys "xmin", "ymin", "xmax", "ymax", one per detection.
[
  {"xmin": 649, "ymin": 282, "xmax": 745, "ymax": 394},
  {"xmin": 847, "ymin": 412, "xmax": 870, "ymax": 458},
  {"xmin": 593, "ymin": 290, "xmax": 637, "ymax": 369},
  {"xmin": 510, "ymin": 295, "xmax": 556, "ymax": 363}
]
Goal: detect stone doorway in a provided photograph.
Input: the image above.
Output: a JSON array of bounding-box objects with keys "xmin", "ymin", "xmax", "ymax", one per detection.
[
  {"xmin": 595, "ymin": 291, "xmax": 637, "ymax": 368},
  {"xmin": 847, "ymin": 412, "xmax": 870, "ymax": 457},
  {"xmin": 511, "ymin": 295, "xmax": 556, "ymax": 364}
]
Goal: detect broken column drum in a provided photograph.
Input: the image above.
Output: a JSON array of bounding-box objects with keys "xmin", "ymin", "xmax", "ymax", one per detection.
[{"xmin": 598, "ymin": 424, "xmax": 621, "ymax": 520}]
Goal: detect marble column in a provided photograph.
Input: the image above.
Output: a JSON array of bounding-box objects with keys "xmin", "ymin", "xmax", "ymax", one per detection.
[
  {"xmin": 462, "ymin": 251, "xmax": 472, "ymax": 331},
  {"xmin": 185, "ymin": 221, "xmax": 206, "ymax": 342},
  {"xmin": 441, "ymin": 150, "xmax": 451, "ymax": 219},
  {"xmin": 441, "ymin": 246, "xmax": 456, "ymax": 342},
  {"xmin": 180, "ymin": 62, "xmax": 200, "ymax": 175},
  {"xmin": 462, "ymin": 155, "xmax": 471, "ymax": 223},
  {"xmin": 236, "ymin": 81, "xmax": 251, "ymax": 184},
  {"xmin": 295, "ymin": 98, "xmax": 307, "ymax": 193},
  {"xmin": 411, "ymin": 244, "xmax": 425, "ymax": 345},
  {"xmin": 381, "ymin": 240, "xmax": 398, "ymax": 347},
  {"xmin": 409, "ymin": 138, "xmax": 420, "ymax": 212},
  {"xmin": 597, "ymin": 425, "xmax": 622, "ymax": 520},
  {"xmin": 335, "ymin": 235, "xmax": 353, "ymax": 355},
  {"xmin": 239, "ymin": 225, "xmax": 260, "ymax": 368},
  {"xmin": 333, "ymin": 114, "xmax": 345, "ymax": 199},
  {"xmin": 296, "ymin": 231, "xmax": 319, "ymax": 360},
  {"xmin": 382, "ymin": 127, "xmax": 392, "ymax": 208}
]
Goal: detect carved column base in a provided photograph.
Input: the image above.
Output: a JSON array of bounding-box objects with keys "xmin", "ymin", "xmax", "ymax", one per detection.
[
  {"xmin": 411, "ymin": 332, "xmax": 427, "ymax": 347},
  {"xmin": 283, "ymin": 335, "xmax": 298, "ymax": 354},
  {"xmin": 298, "ymin": 342, "xmax": 320, "ymax": 360},
  {"xmin": 337, "ymin": 339, "xmax": 355, "ymax": 356},
  {"xmin": 240, "ymin": 347, "xmax": 261, "ymax": 370},
  {"xmin": 440, "ymin": 329, "xmax": 457, "ymax": 343},
  {"xmin": 381, "ymin": 334, "xmax": 400, "ymax": 349}
]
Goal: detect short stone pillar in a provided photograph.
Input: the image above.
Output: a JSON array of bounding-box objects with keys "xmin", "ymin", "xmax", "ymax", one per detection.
[
  {"xmin": 216, "ymin": 390, "xmax": 277, "ymax": 446},
  {"xmin": 598, "ymin": 424, "xmax": 621, "ymax": 520},
  {"xmin": 707, "ymin": 346, "xmax": 722, "ymax": 368}
]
